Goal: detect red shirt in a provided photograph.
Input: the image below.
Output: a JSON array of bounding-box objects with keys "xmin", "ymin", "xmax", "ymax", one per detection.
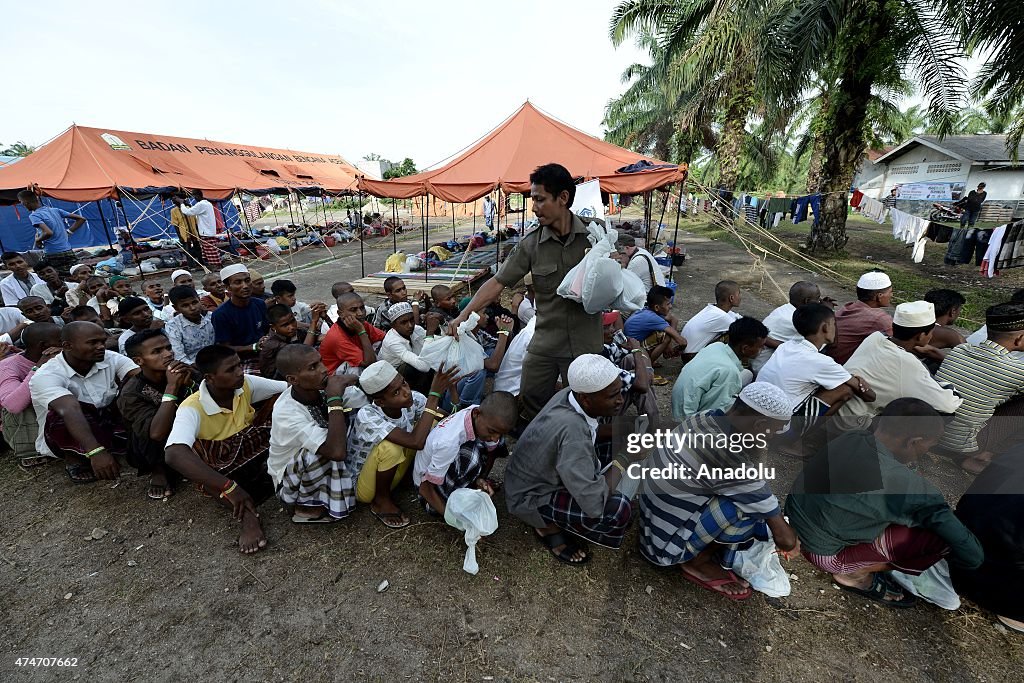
[
  {"xmin": 829, "ymin": 301, "xmax": 893, "ymax": 364},
  {"xmin": 319, "ymin": 320, "xmax": 386, "ymax": 373}
]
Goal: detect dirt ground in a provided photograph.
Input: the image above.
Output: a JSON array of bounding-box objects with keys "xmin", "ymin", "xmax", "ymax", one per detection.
[{"xmin": 2, "ymin": 220, "xmax": 1022, "ymax": 682}]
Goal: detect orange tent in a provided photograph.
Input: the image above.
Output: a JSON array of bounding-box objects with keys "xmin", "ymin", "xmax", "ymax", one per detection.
[
  {"xmin": 358, "ymin": 102, "xmax": 686, "ymax": 202},
  {"xmin": 0, "ymin": 125, "xmax": 361, "ymax": 203}
]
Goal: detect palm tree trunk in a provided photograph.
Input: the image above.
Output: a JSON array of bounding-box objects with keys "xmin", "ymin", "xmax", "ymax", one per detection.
[
  {"xmin": 804, "ymin": 94, "xmax": 830, "ymax": 193},
  {"xmin": 717, "ymin": 99, "xmax": 747, "ymax": 191}
]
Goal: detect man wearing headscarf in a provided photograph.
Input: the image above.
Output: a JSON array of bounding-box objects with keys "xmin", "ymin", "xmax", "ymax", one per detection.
[{"xmin": 504, "ymin": 354, "xmax": 633, "ymax": 566}]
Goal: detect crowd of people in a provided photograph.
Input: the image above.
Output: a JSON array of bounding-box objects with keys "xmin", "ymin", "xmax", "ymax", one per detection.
[{"xmin": 1, "ymin": 163, "xmax": 1021, "ymax": 633}]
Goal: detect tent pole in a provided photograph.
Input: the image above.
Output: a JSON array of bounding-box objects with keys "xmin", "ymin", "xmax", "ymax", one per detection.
[
  {"xmin": 655, "ymin": 188, "xmax": 669, "ymax": 249},
  {"xmin": 358, "ymin": 190, "xmax": 365, "ymax": 278},
  {"xmin": 115, "ymin": 192, "xmax": 145, "ymax": 286},
  {"xmin": 392, "ymin": 200, "xmax": 398, "ymax": 254},
  {"xmin": 95, "ymin": 199, "xmax": 115, "ymax": 251},
  {"xmin": 452, "ymin": 203, "xmax": 456, "ymax": 241},
  {"xmin": 668, "ymin": 181, "xmax": 683, "ymax": 282},
  {"xmin": 423, "ymin": 193, "xmax": 429, "ymax": 283},
  {"xmin": 495, "ymin": 187, "xmax": 501, "ymax": 270}
]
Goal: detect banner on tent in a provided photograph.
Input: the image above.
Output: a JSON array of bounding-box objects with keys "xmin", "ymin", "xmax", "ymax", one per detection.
[{"xmin": 571, "ymin": 180, "xmax": 604, "ymax": 222}]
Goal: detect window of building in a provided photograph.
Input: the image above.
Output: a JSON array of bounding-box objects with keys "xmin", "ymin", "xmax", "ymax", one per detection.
[
  {"xmin": 927, "ymin": 162, "xmax": 962, "ymax": 174},
  {"xmin": 890, "ymin": 165, "xmax": 920, "ymax": 175}
]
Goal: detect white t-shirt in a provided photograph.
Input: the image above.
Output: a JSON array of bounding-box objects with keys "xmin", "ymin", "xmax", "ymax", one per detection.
[
  {"xmin": 517, "ymin": 297, "xmax": 536, "ymax": 325},
  {"xmin": 268, "ymin": 386, "xmax": 333, "ymax": 487},
  {"xmin": 412, "ymin": 405, "xmax": 477, "ymax": 487},
  {"xmin": 494, "ymin": 317, "xmax": 535, "ymax": 395},
  {"xmin": 30, "ymin": 281, "xmax": 74, "ymax": 305},
  {"xmin": 756, "ymin": 338, "xmax": 851, "ymax": 407},
  {"xmin": 1, "ymin": 272, "xmax": 44, "ymax": 307},
  {"xmin": 165, "ymin": 375, "xmax": 286, "ymax": 448},
  {"xmin": 0, "ymin": 307, "xmax": 28, "ymax": 343},
  {"xmin": 626, "ymin": 247, "xmax": 666, "ymax": 290},
  {"xmin": 30, "ymin": 350, "xmax": 138, "ymax": 455},
  {"xmin": 681, "ymin": 304, "xmax": 741, "ymax": 354},
  {"xmin": 380, "ymin": 326, "xmax": 429, "ymax": 371},
  {"xmin": 347, "ymin": 391, "xmax": 427, "ymax": 476},
  {"xmin": 752, "ymin": 303, "xmax": 800, "ymax": 373},
  {"xmin": 179, "ymin": 199, "xmax": 217, "ymax": 237}
]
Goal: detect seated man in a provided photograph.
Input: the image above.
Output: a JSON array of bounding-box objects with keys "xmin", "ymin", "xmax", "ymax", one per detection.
[
  {"xmin": 325, "ymin": 281, "xmax": 354, "ymax": 324},
  {"xmin": 347, "ymin": 361, "xmax": 460, "ymax": 528},
  {"xmin": 413, "ymin": 391, "xmax": 518, "ymax": 516},
  {"xmin": 639, "ymin": 383, "xmax": 801, "ymax": 601},
  {"xmin": 601, "ymin": 311, "xmax": 658, "ymax": 418},
  {"xmin": 965, "ymin": 288, "xmax": 1024, "ymax": 359},
  {"xmin": 170, "ymin": 269, "xmax": 205, "ymax": 295},
  {"xmin": 117, "ymin": 296, "xmax": 163, "ymax": 354},
  {"xmin": 268, "ymin": 345, "xmax": 360, "ymax": 523},
  {"xmin": 681, "ymin": 280, "xmax": 742, "ymax": 358},
  {"xmin": 164, "ymin": 346, "xmax": 287, "ymax": 554},
  {"xmin": 199, "ymin": 273, "xmax": 227, "ymax": 312},
  {"xmin": 30, "ymin": 321, "xmax": 139, "ymax": 484},
  {"xmin": 923, "ymin": 288, "xmax": 967, "ymax": 351},
  {"xmin": 830, "ymin": 270, "xmax": 893, "ymax": 364},
  {"xmin": 379, "ymin": 302, "xmax": 432, "ymax": 394},
  {"xmin": 259, "ymin": 304, "xmax": 318, "ymax": 380},
  {"xmin": 751, "ymin": 281, "xmax": 826, "ymax": 373},
  {"xmin": 0, "ymin": 322, "xmax": 62, "ymax": 468},
  {"xmin": 787, "ymin": 398, "xmax": 984, "ymax": 608},
  {"xmin": 319, "ymin": 292, "xmax": 386, "ymax": 374},
  {"xmin": 18, "ymin": 295, "xmax": 65, "ymax": 330},
  {"xmin": 758, "ymin": 303, "xmax": 875, "ymax": 427},
  {"xmin": 143, "ymin": 282, "xmax": 173, "ymax": 321},
  {"xmin": 672, "ymin": 317, "xmax": 767, "ymax": 420},
  {"xmin": 372, "ymin": 276, "xmax": 421, "ymax": 332},
  {"xmin": 117, "ymin": 329, "xmax": 196, "ymax": 500},
  {"xmin": 210, "ymin": 265, "xmax": 269, "ymax": 374},
  {"xmin": 835, "ymin": 301, "xmax": 962, "ymax": 432},
  {"xmin": 29, "ymin": 259, "xmax": 75, "ymax": 315},
  {"xmin": 66, "ymin": 305, "xmax": 121, "ymax": 351},
  {"xmin": 935, "ymin": 301, "xmax": 1024, "ymax": 474},
  {"xmin": 64, "ymin": 264, "xmax": 94, "ymax": 307},
  {"xmin": 270, "ymin": 279, "xmax": 325, "ymax": 333},
  {"xmin": 0, "ymin": 252, "xmax": 44, "ymax": 307},
  {"xmin": 951, "ymin": 443, "xmax": 1024, "ymax": 633},
  {"xmin": 623, "ymin": 285, "xmax": 687, "ymax": 376},
  {"xmin": 504, "ymin": 354, "xmax": 634, "ymax": 566},
  {"xmin": 163, "ymin": 286, "xmax": 216, "ymax": 366}
]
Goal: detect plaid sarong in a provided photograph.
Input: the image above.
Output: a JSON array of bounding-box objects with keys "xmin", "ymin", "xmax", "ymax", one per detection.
[
  {"xmin": 418, "ymin": 439, "xmax": 487, "ymax": 514},
  {"xmin": 43, "ymin": 403, "xmax": 127, "ymax": 459},
  {"xmin": 200, "ymin": 237, "xmax": 222, "ymax": 268},
  {"xmin": 538, "ymin": 488, "xmax": 633, "ymax": 549},
  {"xmin": 277, "ymin": 449, "xmax": 356, "ymax": 519},
  {"xmin": 802, "ymin": 524, "xmax": 949, "ymax": 576},
  {"xmin": 194, "ymin": 420, "xmax": 271, "ymax": 475}
]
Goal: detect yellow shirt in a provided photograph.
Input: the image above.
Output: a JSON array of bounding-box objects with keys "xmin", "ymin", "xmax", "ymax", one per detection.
[
  {"xmin": 170, "ymin": 206, "xmax": 200, "ymax": 242},
  {"xmin": 166, "ymin": 375, "xmax": 287, "ymax": 447}
]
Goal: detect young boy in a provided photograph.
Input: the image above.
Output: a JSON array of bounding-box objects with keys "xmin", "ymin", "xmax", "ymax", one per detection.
[
  {"xmin": 319, "ymin": 292, "xmax": 386, "ymax": 374},
  {"xmin": 18, "ymin": 296, "xmax": 65, "ymax": 330},
  {"xmin": 269, "ymin": 345, "xmax": 360, "ymax": 523},
  {"xmin": 428, "ymin": 284, "xmax": 460, "ymax": 326},
  {"xmin": 117, "ymin": 329, "xmax": 196, "ymax": 499},
  {"xmin": 347, "ymin": 361, "xmax": 461, "ymax": 528},
  {"xmin": 373, "ymin": 276, "xmax": 421, "ymax": 332},
  {"xmin": 117, "ymin": 296, "xmax": 162, "ymax": 354},
  {"xmin": 0, "ymin": 252, "xmax": 44, "ymax": 306},
  {"xmin": 259, "ymin": 304, "xmax": 319, "ymax": 379},
  {"xmin": 270, "ymin": 279, "xmax": 326, "ymax": 333},
  {"xmin": 90, "ymin": 275, "xmax": 134, "ymax": 328},
  {"xmin": 413, "ymin": 391, "xmax": 518, "ymax": 516},
  {"xmin": 163, "ymin": 286, "xmax": 216, "ymax": 365},
  {"xmin": 624, "ymin": 285, "xmax": 688, "ymax": 378},
  {"xmin": 143, "ymin": 281, "xmax": 174, "ymax": 321},
  {"xmin": 29, "ymin": 260, "xmax": 75, "ymax": 315},
  {"xmin": 379, "ymin": 302, "xmax": 432, "ymax": 393}
]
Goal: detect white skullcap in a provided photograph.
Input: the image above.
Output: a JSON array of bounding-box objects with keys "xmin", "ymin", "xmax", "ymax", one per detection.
[
  {"xmin": 387, "ymin": 301, "xmax": 413, "ymax": 322},
  {"xmin": 857, "ymin": 270, "xmax": 892, "ymax": 290},
  {"xmin": 171, "ymin": 269, "xmax": 192, "ymax": 282},
  {"xmin": 359, "ymin": 360, "xmax": 399, "ymax": 395},
  {"xmin": 568, "ymin": 354, "xmax": 621, "ymax": 394},
  {"xmin": 738, "ymin": 382, "xmax": 794, "ymax": 421},
  {"xmin": 69, "ymin": 263, "xmax": 90, "ymax": 275},
  {"xmin": 220, "ymin": 264, "xmax": 249, "ymax": 282},
  {"xmin": 893, "ymin": 301, "xmax": 935, "ymax": 327}
]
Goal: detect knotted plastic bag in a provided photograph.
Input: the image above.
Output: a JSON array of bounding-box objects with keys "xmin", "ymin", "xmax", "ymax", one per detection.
[
  {"xmin": 419, "ymin": 312, "xmax": 486, "ymax": 375},
  {"xmin": 443, "ymin": 488, "xmax": 499, "ymax": 575},
  {"xmin": 730, "ymin": 537, "xmax": 791, "ymax": 597},
  {"xmin": 557, "ymin": 222, "xmax": 626, "ymax": 313}
]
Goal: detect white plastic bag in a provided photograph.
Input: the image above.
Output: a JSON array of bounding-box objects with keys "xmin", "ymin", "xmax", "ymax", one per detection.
[
  {"xmin": 612, "ymin": 269, "xmax": 647, "ymax": 313},
  {"xmin": 443, "ymin": 488, "xmax": 499, "ymax": 575},
  {"xmin": 889, "ymin": 560, "xmax": 960, "ymax": 610},
  {"xmin": 405, "ymin": 255, "xmax": 423, "ymax": 272},
  {"xmin": 264, "ymin": 237, "xmax": 282, "ymax": 255},
  {"xmin": 557, "ymin": 222, "xmax": 624, "ymax": 313},
  {"xmin": 419, "ymin": 312, "xmax": 486, "ymax": 374},
  {"xmin": 730, "ymin": 539, "xmax": 791, "ymax": 597}
]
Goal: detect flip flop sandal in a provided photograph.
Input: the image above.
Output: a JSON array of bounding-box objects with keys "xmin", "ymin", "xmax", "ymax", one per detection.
[
  {"xmin": 292, "ymin": 511, "xmax": 337, "ymax": 524},
  {"xmin": 537, "ymin": 530, "xmax": 590, "ymax": 566},
  {"xmin": 836, "ymin": 573, "xmax": 917, "ymax": 608},
  {"xmin": 19, "ymin": 454, "xmax": 55, "ymax": 470},
  {"xmin": 651, "ymin": 375, "xmax": 669, "ymax": 386},
  {"xmin": 371, "ymin": 509, "xmax": 410, "ymax": 529},
  {"xmin": 65, "ymin": 463, "xmax": 96, "ymax": 485},
  {"xmin": 997, "ymin": 615, "xmax": 1024, "ymax": 634},
  {"xmin": 147, "ymin": 483, "xmax": 174, "ymax": 500},
  {"xmin": 679, "ymin": 567, "xmax": 753, "ymax": 601}
]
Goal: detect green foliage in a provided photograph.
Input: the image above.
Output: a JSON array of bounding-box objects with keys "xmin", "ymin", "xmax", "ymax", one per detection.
[
  {"xmin": 1, "ymin": 141, "xmax": 35, "ymax": 157},
  {"xmin": 383, "ymin": 158, "xmax": 417, "ymax": 179}
]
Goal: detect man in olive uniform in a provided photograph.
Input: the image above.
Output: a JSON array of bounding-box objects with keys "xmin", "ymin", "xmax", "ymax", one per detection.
[{"xmin": 450, "ymin": 163, "xmax": 602, "ymax": 421}]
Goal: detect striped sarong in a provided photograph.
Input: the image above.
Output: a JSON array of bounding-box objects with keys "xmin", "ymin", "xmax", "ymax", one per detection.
[
  {"xmin": 200, "ymin": 237, "xmax": 222, "ymax": 268},
  {"xmin": 277, "ymin": 449, "xmax": 356, "ymax": 520},
  {"xmin": 639, "ymin": 494, "xmax": 766, "ymax": 568},
  {"xmin": 802, "ymin": 524, "xmax": 949, "ymax": 576}
]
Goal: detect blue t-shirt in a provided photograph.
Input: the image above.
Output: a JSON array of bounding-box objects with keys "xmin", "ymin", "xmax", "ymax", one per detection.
[
  {"xmin": 624, "ymin": 308, "xmax": 669, "ymax": 341},
  {"xmin": 211, "ymin": 298, "xmax": 269, "ymax": 346},
  {"xmin": 29, "ymin": 207, "xmax": 75, "ymax": 254}
]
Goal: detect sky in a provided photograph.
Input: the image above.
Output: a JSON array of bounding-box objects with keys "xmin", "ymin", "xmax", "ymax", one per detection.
[{"xmin": 3, "ymin": 0, "xmax": 647, "ymax": 169}]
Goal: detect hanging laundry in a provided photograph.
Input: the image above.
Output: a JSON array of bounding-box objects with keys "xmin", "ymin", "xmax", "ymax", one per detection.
[
  {"xmin": 890, "ymin": 208, "xmax": 929, "ymax": 261},
  {"xmin": 994, "ymin": 219, "xmax": 1024, "ymax": 272},
  {"xmin": 980, "ymin": 224, "xmax": 1007, "ymax": 278},
  {"xmin": 858, "ymin": 195, "xmax": 887, "ymax": 223},
  {"xmin": 925, "ymin": 222, "xmax": 954, "ymax": 243},
  {"xmin": 743, "ymin": 202, "xmax": 759, "ymax": 225},
  {"xmin": 850, "ymin": 189, "xmax": 864, "ymax": 208},
  {"xmin": 792, "ymin": 194, "xmax": 821, "ymax": 224},
  {"xmin": 911, "ymin": 238, "xmax": 927, "ymax": 263}
]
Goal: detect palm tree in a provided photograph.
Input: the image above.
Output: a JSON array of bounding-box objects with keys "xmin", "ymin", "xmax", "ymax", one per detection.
[
  {"xmin": 2, "ymin": 141, "xmax": 35, "ymax": 157},
  {"xmin": 775, "ymin": 0, "xmax": 966, "ymax": 252},
  {"xmin": 610, "ymin": 0, "xmax": 782, "ymax": 192}
]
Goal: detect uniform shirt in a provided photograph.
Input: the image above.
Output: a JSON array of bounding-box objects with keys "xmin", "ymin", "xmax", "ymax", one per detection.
[
  {"xmin": 671, "ymin": 342, "xmax": 744, "ymax": 419},
  {"xmin": 178, "ymin": 199, "xmax": 217, "ymax": 237},
  {"xmin": 164, "ymin": 312, "xmax": 216, "ymax": 365},
  {"xmin": 1, "ymin": 272, "xmax": 44, "ymax": 307},
  {"xmin": 28, "ymin": 206, "xmax": 75, "ymax": 254},
  {"xmin": 681, "ymin": 304, "xmax": 741, "ymax": 354},
  {"xmin": 757, "ymin": 338, "xmax": 850, "ymax": 407},
  {"xmin": 835, "ymin": 331, "xmax": 962, "ymax": 430},
  {"xmin": 347, "ymin": 391, "xmax": 427, "ymax": 477},
  {"xmin": 494, "ymin": 316, "xmax": 535, "ymax": 395},
  {"xmin": 494, "ymin": 214, "xmax": 602, "ymax": 359},
  {"xmin": 752, "ymin": 302, "xmax": 800, "ymax": 373},
  {"xmin": 625, "ymin": 247, "xmax": 665, "ymax": 291},
  {"xmin": 830, "ymin": 300, "xmax": 893, "ymax": 364},
  {"xmin": 211, "ymin": 298, "xmax": 269, "ymax": 347},
  {"xmin": 935, "ymin": 340, "xmax": 1024, "ymax": 452},
  {"xmin": 166, "ymin": 375, "xmax": 285, "ymax": 448}
]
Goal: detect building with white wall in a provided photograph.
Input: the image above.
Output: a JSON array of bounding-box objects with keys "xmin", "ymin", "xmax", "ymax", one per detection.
[
  {"xmin": 355, "ymin": 159, "xmax": 394, "ymax": 180},
  {"xmin": 853, "ymin": 134, "xmax": 1024, "ymax": 220}
]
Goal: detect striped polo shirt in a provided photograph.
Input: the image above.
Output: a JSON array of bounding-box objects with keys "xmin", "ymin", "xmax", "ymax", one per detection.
[{"xmin": 935, "ymin": 340, "xmax": 1024, "ymax": 452}]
